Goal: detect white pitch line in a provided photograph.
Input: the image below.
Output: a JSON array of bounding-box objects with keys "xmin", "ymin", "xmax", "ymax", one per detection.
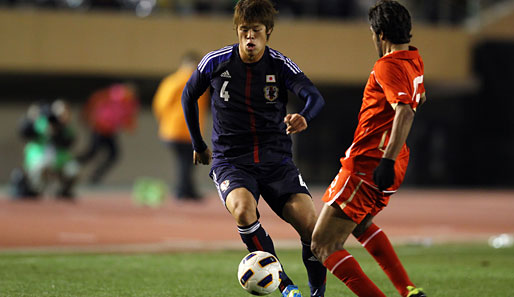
[{"xmin": 58, "ymin": 232, "xmax": 97, "ymax": 243}]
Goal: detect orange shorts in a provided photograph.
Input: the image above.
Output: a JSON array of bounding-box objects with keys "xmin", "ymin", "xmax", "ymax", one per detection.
[
  {"xmin": 322, "ymin": 155, "xmax": 409, "ymax": 224},
  {"xmin": 322, "ymin": 166, "xmax": 390, "ymax": 224}
]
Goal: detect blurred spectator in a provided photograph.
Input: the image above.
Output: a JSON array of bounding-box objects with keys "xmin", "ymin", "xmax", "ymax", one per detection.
[
  {"xmin": 153, "ymin": 51, "xmax": 209, "ymax": 201},
  {"xmin": 275, "ymin": 0, "xmax": 308, "ymax": 17},
  {"xmin": 1, "ymin": 0, "xmax": 506, "ymax": 25},
  {"xmin": 10, "ymin": 99, "xmax": 79, "ymax": 199},
  {"xmin": 407, "ymin": 0, "xmax": 470, "ymax": 25},
  {"xmin": 78, "ymin": 82, "xmax": 139, "ymax": 185},
  {"xmin": 317, "ymin": 0, "xmax": 358, "ymax": 19}
]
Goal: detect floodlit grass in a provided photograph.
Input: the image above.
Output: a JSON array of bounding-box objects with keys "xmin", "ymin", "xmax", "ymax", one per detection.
[{"xmin": 0, "ymin": 244, "xmax": 512, "ymax": 296}]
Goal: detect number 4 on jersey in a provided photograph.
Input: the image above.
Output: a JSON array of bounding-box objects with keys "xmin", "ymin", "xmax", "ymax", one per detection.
[{"xmin": 220, "ymin": 81, "xmax": 230, "ymax": 101}]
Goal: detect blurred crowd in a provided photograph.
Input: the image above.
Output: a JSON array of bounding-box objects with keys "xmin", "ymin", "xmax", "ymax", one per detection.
[
  {"xmin": 9, "ymin": 51, "xmax": 208, "ymax": 203},
  {"xmin": 0, "ymin": 0, "xmax": 510, "ymax": 24},
  {"xmin": 9, "ymin": 83, "xmax": 139, "ymax": 201}
]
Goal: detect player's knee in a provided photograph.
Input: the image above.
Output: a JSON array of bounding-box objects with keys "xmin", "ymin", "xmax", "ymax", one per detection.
[
  {"xmin": 311, "ymin": 230, "xmax": 346, "ymax": 263},
  {"xmin": 310, "ymin": 242, "xmax": 328, "ymax": 264},
  {"xmin": 230, "ymin": 202, "xmax": 257, "ymax": 226},
  {"xmin": 226, "ymin": 189, "xmax": 258, "ymax": 225},
  {"xmin": 311, "ymin": 232, "xmax": 330, "ymax": 263},
  {"xmin": 282, "ymin": 197, "xmax": 317, "ymax": 239}
]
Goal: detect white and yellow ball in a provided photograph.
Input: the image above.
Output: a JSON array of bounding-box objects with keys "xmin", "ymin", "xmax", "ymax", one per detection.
[{"xmin": 237, "ymin": 251, "xmax": 282, "ymax": 296}]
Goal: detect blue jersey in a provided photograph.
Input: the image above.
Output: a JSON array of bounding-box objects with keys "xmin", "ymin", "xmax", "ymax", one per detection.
[{"xmin": 182, "ymin": 44, "xmax": 324, "ymax": 165}]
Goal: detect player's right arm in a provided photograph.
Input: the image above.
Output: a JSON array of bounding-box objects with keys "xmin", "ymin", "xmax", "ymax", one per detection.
[
  {"xmin": 182, "ymin": 68, "xmax": 211, "ymax": 164},
  {"xmin": 193, "ymin": 148, "xmax": 212, "ymax": 165},
  {"xmin": 382, "ymin": 102, "xmax": 415, "ymax": 161},
  {"xmin": 372, "ymin": 59, "xmax": 424, "ymax": 190}
]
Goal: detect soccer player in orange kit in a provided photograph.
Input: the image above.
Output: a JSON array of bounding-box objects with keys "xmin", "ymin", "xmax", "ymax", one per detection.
[{"xmin": 311, "ymin": 1, "xmax": 427, "ymax": 297}]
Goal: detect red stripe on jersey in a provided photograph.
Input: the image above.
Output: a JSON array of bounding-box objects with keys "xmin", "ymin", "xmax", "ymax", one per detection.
[{"xmin": 245, "ymin": 67, "xmax": 260, "ymax": 163}]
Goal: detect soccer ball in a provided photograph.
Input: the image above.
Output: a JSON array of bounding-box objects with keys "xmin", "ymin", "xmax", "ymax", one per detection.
[{"xmin": 237, "ymin": 251, "xmax": 282, "ymax": 296}]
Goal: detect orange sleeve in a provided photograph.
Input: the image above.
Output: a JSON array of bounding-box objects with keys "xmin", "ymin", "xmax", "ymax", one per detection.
[{"xmin": 374, "ymin": 60, "xmax": 421, "ymax": 110}]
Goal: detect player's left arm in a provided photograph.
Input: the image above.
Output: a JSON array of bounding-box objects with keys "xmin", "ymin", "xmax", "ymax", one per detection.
[{"xmin": 285, "ymin": 76, "xmax": 325, "ymax": 134}]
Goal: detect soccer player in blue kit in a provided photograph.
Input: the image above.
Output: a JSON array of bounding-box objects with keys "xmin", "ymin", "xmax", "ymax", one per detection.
[{"xmin": 182, "ymin": 1, "xmax": 327, "ymax": 296}]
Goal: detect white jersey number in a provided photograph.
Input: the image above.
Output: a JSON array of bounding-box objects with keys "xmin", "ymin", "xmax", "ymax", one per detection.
[
  {"xmin": 412, "ymin": 75, "xmax": 423, "ymax": 104},
  {"xmin": 220, "ymin": 81, "xmax": 230, "ymax": 101}
]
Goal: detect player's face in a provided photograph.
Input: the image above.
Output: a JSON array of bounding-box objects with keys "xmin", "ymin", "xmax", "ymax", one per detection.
[
  {"xmin": 370, "ymin": 27, "xmax": 384, "ymax": 58},
  {"xmin": 237, "ymin": 22, "xmax": 270, "ymax": 63}
]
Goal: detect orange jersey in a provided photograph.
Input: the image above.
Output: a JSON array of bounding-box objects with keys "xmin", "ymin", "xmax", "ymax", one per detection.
[
  {"xmin": 341, "ymin": 47, "xmax": 424, "ymax": 175},
  {"xmin": 322, "ymin": 47, "xmax": 425, "ymax": 219}
]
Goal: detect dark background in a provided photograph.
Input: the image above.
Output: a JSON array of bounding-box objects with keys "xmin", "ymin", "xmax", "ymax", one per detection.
[{"xmin": 2, "ymin": 40, "xmax": 513, "ymax": 187}]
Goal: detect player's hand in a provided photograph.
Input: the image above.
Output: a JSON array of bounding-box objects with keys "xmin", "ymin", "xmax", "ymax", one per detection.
[
  {"xmin": 193, "ymin": 148, "xmax": 212, "ymax": 165},
  {"xmin": 284, "ymin": 113, "xmax": 307, "ymax": 135},
  {"xmin": 373, "ymin": 158, "xmax": 395, "ymax": 191}
]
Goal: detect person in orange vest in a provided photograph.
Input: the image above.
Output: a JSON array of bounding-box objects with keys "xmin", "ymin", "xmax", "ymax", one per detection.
[{"xmin": 153, "ymin": 51, "xmax": 209, "ymax": 201}]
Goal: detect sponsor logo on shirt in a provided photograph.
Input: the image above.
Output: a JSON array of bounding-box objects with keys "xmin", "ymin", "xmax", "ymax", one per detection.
[{"xmin": 220, "ymin": 70, "xmax": 231, "ymax": 78}]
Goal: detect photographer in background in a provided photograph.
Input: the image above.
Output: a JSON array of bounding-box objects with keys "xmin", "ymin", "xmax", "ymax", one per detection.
[{"xmin": 10, "ymin": 99, "xmax": 79, "ymax": 200}]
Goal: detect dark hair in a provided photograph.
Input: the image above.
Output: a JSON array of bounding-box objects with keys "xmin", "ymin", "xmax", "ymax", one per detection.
[
  {"xmin": 233, "ymin": 0, "xmax": 277, "ymax": 35},
  {"xmin": 369, "ymin": 0, "xmax": 412, "ymax": 44}
]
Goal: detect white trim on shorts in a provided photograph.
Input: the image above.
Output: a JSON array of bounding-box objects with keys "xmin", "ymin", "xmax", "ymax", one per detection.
[{"xmin": 211, "ymin": 170, "xmax": 226, "ymax": 206}]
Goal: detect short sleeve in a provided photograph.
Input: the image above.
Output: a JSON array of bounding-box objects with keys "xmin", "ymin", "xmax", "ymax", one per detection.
[{"xmin": 374, "ymin": 60, "xmax": 419, "ymax": 109}]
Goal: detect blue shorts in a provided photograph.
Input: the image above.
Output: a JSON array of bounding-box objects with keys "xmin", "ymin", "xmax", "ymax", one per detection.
[{"xmin": 210, "ymin": 158, "xmax": 311, "ymax": 218}]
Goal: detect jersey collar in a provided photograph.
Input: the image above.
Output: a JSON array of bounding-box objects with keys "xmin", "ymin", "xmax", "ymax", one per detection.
[{"xmin": 380, "ymin": 46, "xmax": 419, "ymax": 61}]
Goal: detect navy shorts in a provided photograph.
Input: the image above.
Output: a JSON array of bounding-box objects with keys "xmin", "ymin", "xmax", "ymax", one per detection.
[{"xmin": 210, "ymin": 158, "xmax": 311, "ymax": 219}]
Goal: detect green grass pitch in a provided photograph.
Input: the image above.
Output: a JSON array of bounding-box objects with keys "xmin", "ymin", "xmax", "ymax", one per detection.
[{"xmin": 0, "ymin": 244, "xmax": 512, "ymax": 296}]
